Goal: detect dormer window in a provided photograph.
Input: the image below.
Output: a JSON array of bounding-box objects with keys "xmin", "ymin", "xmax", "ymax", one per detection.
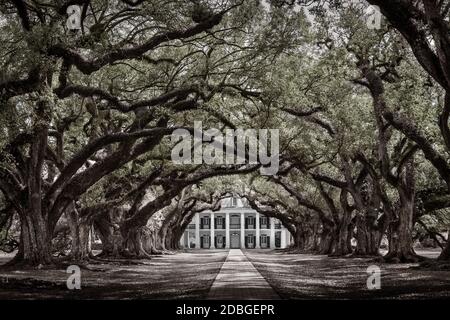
[{"xmin": 231, "ymin": 197, "xmax": 237, "ymax": 207}]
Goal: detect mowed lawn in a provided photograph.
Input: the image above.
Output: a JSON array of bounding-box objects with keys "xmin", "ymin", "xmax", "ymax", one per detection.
[
  {"xmin": 244, "ymin": 249, "xmax": 450, "ymax": 299},
  {"xmin": 0, "ymin": 250, "xmax": 227, "ymax": 299}
]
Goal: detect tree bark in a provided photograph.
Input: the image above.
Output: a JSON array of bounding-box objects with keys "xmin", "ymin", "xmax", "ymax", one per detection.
[
  {"xmin": 13, "ymin": 109, "xmax": 53, "ymax": 267},
  {"xmin": 68, "ymin": 209, "xmax": 93, "ymax": 262},
  {"xmin": 18, "ymin": 209, "xmax": 53, "ymax": 266},
  {"xmin": 318, "ymin": 226, "xmax": 335, "ymax": 255},
  {"xmin": 438, "ymin": 241, "xmax": 450, "ymax": 261},
  {"xmin": 354, "ymin": 213, "xmax": 380, "ymax": 256},
  {"xmin": 384, "ymin": 160, "xmax": 422, "ymax": 262},
  {"xmin": 157, "ymin": 206, "xmax": 179, "ymax": 251},
  {"xmin": 289, "ymin": 223, "xmax": 306, "ymax": 250},
  {"xmin": 332, "ymin": 221, "xmax": 352, "ymax": 256}
]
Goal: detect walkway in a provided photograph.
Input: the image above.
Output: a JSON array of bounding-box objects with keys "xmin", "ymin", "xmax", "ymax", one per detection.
[{"xmin": 207, "ymin": 249, "xmax": 280, "ymax": 300}]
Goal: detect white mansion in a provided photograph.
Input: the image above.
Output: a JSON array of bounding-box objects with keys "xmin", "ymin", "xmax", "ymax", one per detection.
[{"xmin": 180, "ymin": 197, "xmax": 292, "ymax": 249}]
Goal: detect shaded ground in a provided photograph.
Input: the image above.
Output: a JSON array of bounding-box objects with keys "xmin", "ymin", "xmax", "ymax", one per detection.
[
  {"xmin": 244, "ymin": 249, "xmax": 450, "ymax": 299},
  {"xmin": 0, "ymin": 250, "xmax": 227, "ymax": 299},
  {"xmin": 2, "ymin": 249, "xmax": 449, "ymax": 300}
]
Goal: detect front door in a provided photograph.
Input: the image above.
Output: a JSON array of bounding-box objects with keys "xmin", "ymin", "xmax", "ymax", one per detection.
[
  {"xmin": 246, "ymin": 235, "xmax": 255, "ymax": 248},
  {"xmin": 216, "ymin": 235, "xmax": 224, "ymax": 249},
  {"xmin": 261, "ymin": 235, "xmax": 269, "ymax": 248},
  {"xmin": 230, "ymin": 233, "xmax": 240, "ymax": 248}
]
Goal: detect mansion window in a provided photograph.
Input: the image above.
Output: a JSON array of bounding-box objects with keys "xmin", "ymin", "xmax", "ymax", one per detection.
[
  {"xmin": 230, "ymin": 215, "xmax": 240, "ymax": 229},
  {"xmin": 261, "ymin": 235, "xmax": 268, "ymax": 245},
  {"xmin": 201, "ymin": 216, "xmax": 210, "ymax": 228},
  {"xmin": 216, "ymin": 216, "xmax": 225, "ymax": 229},
  {"xmin": 260, "ymin": 216, "xmax": 268, "ymax": 227}
]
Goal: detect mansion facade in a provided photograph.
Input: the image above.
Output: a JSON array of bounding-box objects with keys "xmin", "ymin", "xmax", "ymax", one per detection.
[{"xmin": 180, "ymin": 197, "xmax": 291, "ymax": 249}]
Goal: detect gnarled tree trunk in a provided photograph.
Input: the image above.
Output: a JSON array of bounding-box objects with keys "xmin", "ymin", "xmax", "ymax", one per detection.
[
  {"xmin": 354, "ymin": 213, "xmax": 381, "ymax": 256},
  {"xmin": 384, "ymin": 160, "xmax": 422, "ymax": 262},
  {"xmin": 318, "ymin": 225, "xmax": 335, "ymax": 255},
  {"xmin": 13, "ymin": 111, "xmax": 53, "ymax": 267},
  {"xmin": 68, "ymin": 209, "xmax": 93, "ymax": 262},
  {"xmin": 438, "ymin": 241, "xmax": 450, "ymax": 261},
  {"xmin": 18, "ymin": 209, "xmax": 53, "ymax": 266}
]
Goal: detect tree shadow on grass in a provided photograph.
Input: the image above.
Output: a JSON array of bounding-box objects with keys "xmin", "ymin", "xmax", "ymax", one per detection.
[
  {"xmin": 244, "ymin": 250, "xmax": 450, "ymax": 299},
  {"xmin": 0, "ymin": 250, "xmax": 228, "ymax": 299}
]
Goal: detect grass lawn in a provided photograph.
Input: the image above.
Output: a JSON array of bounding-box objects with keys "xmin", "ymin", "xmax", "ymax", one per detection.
[
  {"xmin": 2, "ymin": 248, "xmax": 450, "ymax": 300},
  {"xmin": 0, "ymin": 250, "xmax": 227, "ymax": 299},
  {"xmin": 244, "ymin": 249, "xmax": 450, "ymax": 299}
]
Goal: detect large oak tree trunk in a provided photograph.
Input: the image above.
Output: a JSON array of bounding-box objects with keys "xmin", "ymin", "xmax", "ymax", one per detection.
[
  {"xmin": 304, "ymin": 223, "xmax": 321, "ymax": 251},
  {"xmin": 164, "ymin": 230, "xmax": 180, "ymax": 251},
  {"xmin": 94, "ymin": 209, "xmax": 130, "ymax": 258},
  {"xmin": 123, "ymin": 226, "xmax": 161, "ymax": 258},
  {"xmin": 94, "ymin": 216, "xmax": 115, "ymax": 257},
  {"xmin": 287, "ymin": 222, "xmax": 306, "ymax": 251},
  {"xmin": 332, "ymin": 221, "xmax": 352, "ymax": 256},
  {"xmin": 354, "ymin": 213, "xmax": 380, "ymax": 256},
  {"xmin": 384, "ymin": 160, "xmax": 422, "ymax": 263},
  {"xmin": 293, "ymin": 230, "xmax": 305, "ymax": 250},
  {"xmin": 438, "ymin": 241, "xmax": 450, "ymax": 261},
  {"xmin": 170, "ymin": 223, "xmax": 186, "ymax": 250},
  {"xmin": 318, "ymin": 226, "xmax": 335, "ymax": 255},
  {"xmin": 18, "ymin": 210, "xmax": 53, "ymax": 266},
  {"xmin": 13, "ymin": 110, "xmax": 53, "ymax": 267},
  {"xmin": 68, "ymin": 210, "xmax": 93, "ymax": 262},
  {"xmin": 332, "ymin": 197, "xmax": 353, "ymax": 257},
  {"xmin": 157, "ymin": 207, "xmax": 179, "ymax": 252}
]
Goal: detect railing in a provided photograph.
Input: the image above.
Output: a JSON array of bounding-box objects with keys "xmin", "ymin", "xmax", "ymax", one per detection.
[{"xmin": 190, "ymin": 222, "xmax": 282, "ymax": 230}]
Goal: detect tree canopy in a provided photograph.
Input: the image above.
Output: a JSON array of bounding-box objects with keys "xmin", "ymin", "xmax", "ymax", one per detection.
[{"xmin": 0, "ymin": 0, "xmax": 449, "ymax": 267}]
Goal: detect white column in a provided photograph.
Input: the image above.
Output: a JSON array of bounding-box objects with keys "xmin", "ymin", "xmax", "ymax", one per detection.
[
  {"xmin": 255, "ymin": 212, "xmax": 260, "ymax": 248},
  {"xmin": 180, "ymin": 232, "xmax": 185, "ymax": 248},
  {"xmin": 225, "ymin": 212, "xmax": 230, "ymax": 249},
  {"xmin": 210, "ymin": 212, "xmax": 215, "ymax": 249},
  {"xmin": 281, "ymin": 228, "xmax": 287, "ymax": 248},
  {"xmin": 240, "ymin": 212, "xmax": 245, "ymax": 248},
  {"xmin": 270, "ymin": 218, "xmax": 275, "ymax": 249},
  {"xmin": 187, "ymin": 230, "xmax": 191, "ymax": 248},
  {"xmin": 195, "ymin": 212, "xmax": 200, "ymax": 249}
]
